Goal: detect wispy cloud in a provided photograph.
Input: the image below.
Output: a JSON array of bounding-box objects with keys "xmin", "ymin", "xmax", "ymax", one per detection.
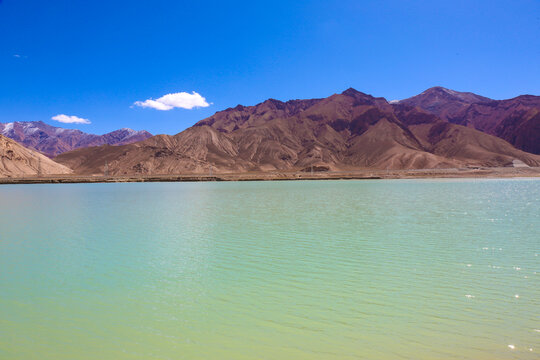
[
  {"xmin": 51, "ymin": 114, "xmax": 91, "ymax": 124},
  {"xmin": 134, "ymin": 91, "xmax": 210, "ymax": 111}
]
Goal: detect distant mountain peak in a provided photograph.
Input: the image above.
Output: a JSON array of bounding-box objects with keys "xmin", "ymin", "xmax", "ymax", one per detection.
[
  {"xmin": 399, "ymin": 88, "xmax": 540, "ymax": 154},
  {"xmin": 425, "ymin": 86, "xmax": 452, "ymax": 92},
  {"xmin": 262, "ymin": 98, "xmax": 286, "ymax": 109},
  {"xmin": 423, "ymin": 86, "xmax": 462, "ymax": 97},
  {"xmin": 263, "ymin": 98, "xmax": 284, "ymax": 105},
  {"xmin": 0, "ymin": 121, "xmax": 152, "ymax": 157},
  {"xmin": 341, "ymin": 87, "xmax": 365, "ymax": 97},
  {"xmin": 339, "ymin": 88, "xmax": 391, "ymax": 107},
  {"xmin": 416, "ymin": 86, "xmax": 491, "ymax": 104}
]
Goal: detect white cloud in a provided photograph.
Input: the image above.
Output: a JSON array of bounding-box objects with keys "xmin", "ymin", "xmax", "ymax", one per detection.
[
  {"xmin": 13, "ymin": 54, "xmax": 21, "ymax": 58},
  {"xmin": 51, "ymin": 114, "xmax": 91, "ymax": 124},
  {"xmin": 134, "ymin": 91, "xmax": 210, "ymax": 111}
]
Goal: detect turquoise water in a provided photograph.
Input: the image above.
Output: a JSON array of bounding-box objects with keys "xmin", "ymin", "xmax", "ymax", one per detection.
[{"xmin": 0, "ymin": 179, "xmax": 538, "ymax": 359}]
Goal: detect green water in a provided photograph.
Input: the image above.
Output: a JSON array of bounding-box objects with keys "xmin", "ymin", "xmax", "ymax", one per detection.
[{"xmin": 0, "ymin": 179, "xmax": 538, "ymax": 359}]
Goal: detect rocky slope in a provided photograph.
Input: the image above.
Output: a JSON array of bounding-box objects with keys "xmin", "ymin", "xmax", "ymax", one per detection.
[
  {"xmin": 0, "ymin": 121, "xmax": 152, "ymax": 157},
  {"xmin": 0, "ymin": 135, "xmax": 72, "ymax": 177},
  {"xmin": 400, "ymin": 87, "xmax": 540, "ymax": 154},
  {"xmin": 55, "ymin": 89, "xmax": 540, "ymax": 175}
]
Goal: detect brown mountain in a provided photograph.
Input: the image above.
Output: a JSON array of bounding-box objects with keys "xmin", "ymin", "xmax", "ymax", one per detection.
[
  {"xmin": 399, "ymin": 86, "xmax": 491, "ymax": 120},
  {"xmin": 0, "ymin": 135, "xmax": 72, "ymax": 177},
  {"xmin": 400, "ymin": 87, "xmax": 540, "ymax": 154},
  {"xmin": 0, "ymin": 121, "xmax": 152, "ymax": 157},
  {"xmin": 55, "ymin": 89, "xmax": 540, "ymax": 175}
]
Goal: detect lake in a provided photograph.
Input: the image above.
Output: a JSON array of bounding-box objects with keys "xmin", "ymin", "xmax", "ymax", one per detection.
[{"xmin": 0, "ymin": 179, "xmax": 538, "ymax": 359}]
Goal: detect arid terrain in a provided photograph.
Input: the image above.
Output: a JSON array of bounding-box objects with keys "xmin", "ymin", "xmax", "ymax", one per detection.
[
  {"xmin": 54, "ymin": 88, "xmax": 540, "ymax": 176},
  {"xmin": 401, "ymin": 87, "xmax": 540, "ymax": 154},
  {"xmin": 0, "ymin": 134, "xmax": 72, "ymax": 177},
  {"xmin": 2, "ymin": 87, "xmax": 540, "ymax": 180}
]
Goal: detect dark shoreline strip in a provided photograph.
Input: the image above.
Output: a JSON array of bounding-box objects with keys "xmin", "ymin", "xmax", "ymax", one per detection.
[{"xmin": 1, "ymin": 167, "xmax": 540, "ymax": 185}]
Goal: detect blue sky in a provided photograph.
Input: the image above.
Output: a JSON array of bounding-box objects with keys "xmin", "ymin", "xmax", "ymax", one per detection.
[{"xmin": 1, "ymin": 0, "xmax": 539, "ymax": 135}]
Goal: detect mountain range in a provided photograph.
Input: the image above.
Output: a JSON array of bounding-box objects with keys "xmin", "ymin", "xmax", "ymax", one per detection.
[
  {"xmin": 1, "ymin": 87, "xmax": 539, "ymax": 177},
  {"xmin": 400, "ymin": 87, "xmax": 540, "ymax": 154},
  {"xmin": 53, "ymin": 88, "xmax": 540, "ymax": 175},
  {"xmin": 0, "ymin": 121, "xmax": 152, "ymax": 157}
]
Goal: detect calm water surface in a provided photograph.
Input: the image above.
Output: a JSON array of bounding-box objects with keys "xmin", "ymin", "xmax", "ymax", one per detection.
[{"xmin": 0, "ymin": 179, "xmax": 539, "ymax": 359}]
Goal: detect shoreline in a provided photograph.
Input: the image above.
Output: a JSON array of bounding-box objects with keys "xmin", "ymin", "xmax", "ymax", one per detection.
[{"xmin": 1, "ymin": 167, "xmax": 539, "ymax": 185}]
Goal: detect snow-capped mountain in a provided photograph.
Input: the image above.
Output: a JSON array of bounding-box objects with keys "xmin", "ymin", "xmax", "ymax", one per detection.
[{"xmin": 0, "ymin": 121, "xmax": 152, "ymax": 157}]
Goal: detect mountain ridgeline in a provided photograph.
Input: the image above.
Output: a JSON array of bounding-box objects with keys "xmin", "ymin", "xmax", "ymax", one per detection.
[
  {"xmin": 0, "ymin": 121, "xmax": 152, "ymax": 157},
  {"xmin": 0, "ymin": 135, "xmax": 72, "ymax": 177},
  {"xmin": 54, "ymin": 88, "xmax": 540, "ymax": 175},
  {"xmin": 400, "ymin": 87, "xmax": 540, "ymax": 154}
]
